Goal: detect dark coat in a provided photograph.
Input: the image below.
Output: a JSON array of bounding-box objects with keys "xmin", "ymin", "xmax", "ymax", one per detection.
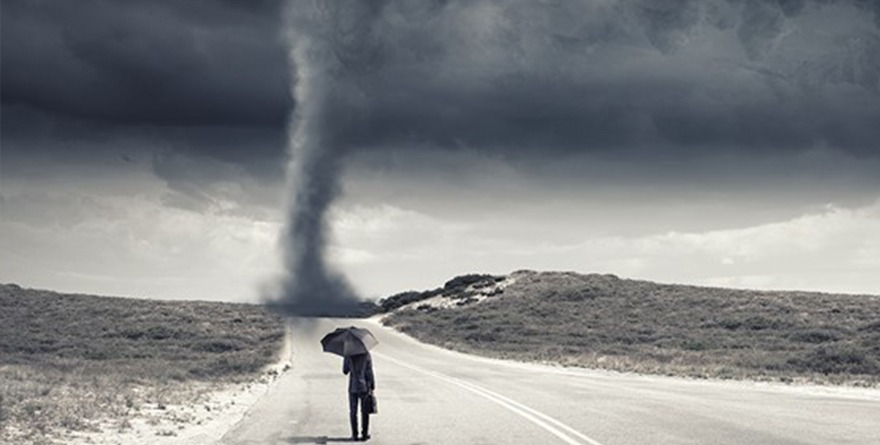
[{"xmin": 343, "ymin": 352, "xmax": 375, "ymax": 394}]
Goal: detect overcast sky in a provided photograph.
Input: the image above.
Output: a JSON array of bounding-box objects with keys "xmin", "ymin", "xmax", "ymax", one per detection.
[{"xmin": 2, "ymin": 0, "xmax": 879, "ymax": 302}]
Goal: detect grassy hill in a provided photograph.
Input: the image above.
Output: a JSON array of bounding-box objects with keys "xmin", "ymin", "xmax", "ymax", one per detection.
[
  {"xmin": 0, "ymin": 284, "xmax": 285, "ymax": 444},
  {"xmin": 380, "ymin": 271, "xmax": 880, "ymax": 386}
]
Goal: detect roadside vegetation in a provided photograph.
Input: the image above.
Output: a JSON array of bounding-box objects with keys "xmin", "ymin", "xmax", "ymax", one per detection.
[
  {"xmin": 382, "ymin": 271, "xmax": 880, "ymax": 386},
  {"xmin": 0, "ymin": 284, "xmax": 285, "ymax": 445}
]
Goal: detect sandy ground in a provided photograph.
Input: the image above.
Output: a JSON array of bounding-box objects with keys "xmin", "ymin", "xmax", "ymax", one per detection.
[{"xmin": 65, "ymin": 326, "xmax": 294, "ymax": 445}]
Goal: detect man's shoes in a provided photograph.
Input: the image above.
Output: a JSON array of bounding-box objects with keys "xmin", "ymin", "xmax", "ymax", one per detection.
[{"xmin": 360, "ymin": 434, "xmax": 371, "ymax": 441}]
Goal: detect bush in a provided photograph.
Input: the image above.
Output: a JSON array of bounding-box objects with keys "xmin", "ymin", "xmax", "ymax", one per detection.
[
  {"xmin": 443, "ymin": 274, "xmax": 501, "ymax": 295},
  {"xmin": 789, "ymin": 329, "xmax": 843, "ymax": 344},
  {"xmin": 378, "ymin": 289, "xmax": 441, "ymax": 312},
  {"xmin": 791, "ymin": 346, "xmax": 879, "ymax": 375}
]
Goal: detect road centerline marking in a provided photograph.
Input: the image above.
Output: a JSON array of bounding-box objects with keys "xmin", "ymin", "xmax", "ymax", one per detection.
[{"xmin": 375, "ymin": 351, "xmax": 604, "ymax": 445}]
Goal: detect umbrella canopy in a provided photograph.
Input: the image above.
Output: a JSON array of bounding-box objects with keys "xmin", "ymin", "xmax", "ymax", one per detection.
[{"xmin": 321, "ymin": 326, "xmax": 378, "ymax": 357}]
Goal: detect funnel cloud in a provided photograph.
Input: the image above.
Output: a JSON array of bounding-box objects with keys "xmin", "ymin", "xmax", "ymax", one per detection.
[{"xmin": 269, "ymin": 1, "xmax": 384, "ymax": 315}]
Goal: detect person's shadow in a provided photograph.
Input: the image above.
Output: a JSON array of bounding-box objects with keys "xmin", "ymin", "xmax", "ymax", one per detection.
[{"xmin": 284, "ymin": 436, "xmax": 354, "ymax": 444}]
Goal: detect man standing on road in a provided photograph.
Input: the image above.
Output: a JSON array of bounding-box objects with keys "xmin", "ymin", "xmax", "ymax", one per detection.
[{"xmin": 343, "ymin": 351, "xmax": 375, "ymax": 441}]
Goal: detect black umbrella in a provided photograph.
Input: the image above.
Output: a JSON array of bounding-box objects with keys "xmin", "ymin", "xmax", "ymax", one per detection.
[{"xmin": 321, "ymin": 326, "xmax": 378, "ymax": 357}]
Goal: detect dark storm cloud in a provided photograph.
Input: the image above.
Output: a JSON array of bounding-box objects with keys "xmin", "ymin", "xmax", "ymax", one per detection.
[
  {"xmin": 1, "ymin": 0, "xmax": 291, "ymax": 209},
  {"xmin": 3, "ymin": 0, "xmax": 879, "ymax": 302},
  {"xmin": 5, "ymin": 0, "xmax": 878, "ymax": 163},
  {"xmin": 300, "ymin": 0, "xmax": 880, "ymax": 158},
  {"xmin": 1, "ymin": 0, "xmax": 290, "ymax": 127},
  {"xmin": 151, "ymin": 148, "xmax": 283, "ymax": 220}
]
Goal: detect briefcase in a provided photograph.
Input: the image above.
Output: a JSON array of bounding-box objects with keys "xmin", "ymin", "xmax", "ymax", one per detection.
[{"xmin": 364, "ymin": 391, "xmax": 378, "ymax": 414}]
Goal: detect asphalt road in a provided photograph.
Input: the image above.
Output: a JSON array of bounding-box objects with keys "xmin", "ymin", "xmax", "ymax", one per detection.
[{"xmin": 218, "ymin": 318, "xmax": 880, "ymax": 445}]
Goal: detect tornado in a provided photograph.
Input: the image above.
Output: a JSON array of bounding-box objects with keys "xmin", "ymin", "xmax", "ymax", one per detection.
[{"xmin": 270, "ymin": 1, "xmax": 383, "ymax": 316}]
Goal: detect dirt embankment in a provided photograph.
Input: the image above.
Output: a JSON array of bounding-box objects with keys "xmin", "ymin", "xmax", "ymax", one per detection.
[
  {"xmin": 0, "ymin": 284, "xmax": 288, "ymax": 445},
  {"xmin": 381, "ymin": 271, "xmax": 880, "ymax": 386}
]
